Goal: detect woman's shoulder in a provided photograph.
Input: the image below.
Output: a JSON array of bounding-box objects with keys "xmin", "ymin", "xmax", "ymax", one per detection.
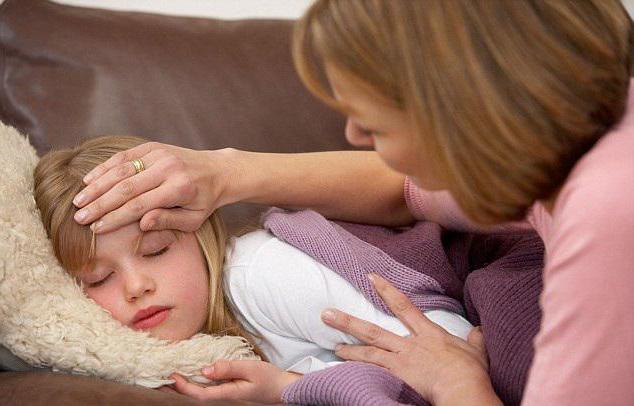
[
  {"xmin": 554, "ymin": 126, "xmax": 634, "ymax": 229},
  {"xmin": 544, "ymin": 126, "xmax": 634, "ymax": 277}
]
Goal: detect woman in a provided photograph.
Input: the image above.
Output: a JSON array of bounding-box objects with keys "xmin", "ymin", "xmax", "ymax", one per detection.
[{"xmin": 71, "ymin": 1, "xmax": 634, "ymax": 404}]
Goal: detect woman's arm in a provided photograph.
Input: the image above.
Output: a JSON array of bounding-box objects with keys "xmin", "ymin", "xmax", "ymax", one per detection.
[
  {"xmin": 73, "ymin": 144, "xmax": 414, "ymax": 233},
  {"xmin": 226, "ymin": 149, "xmax": 414, "ymax": 226}
]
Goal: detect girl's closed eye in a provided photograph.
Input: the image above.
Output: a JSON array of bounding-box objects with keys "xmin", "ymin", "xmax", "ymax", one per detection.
[
  {"xmin": 85, "ymin": 272, "xmax": 113, "ymax": 288},
  {"xmin": 83, "ymin": 246, "xmax": 169, "ymax": 288},
  {"xmin": 143, "ymin": 246, "xmax": 169, "ymax": 258},
  {"xmin": 137, "ymin": 230, "xmax": 177, "ymax": 257}
]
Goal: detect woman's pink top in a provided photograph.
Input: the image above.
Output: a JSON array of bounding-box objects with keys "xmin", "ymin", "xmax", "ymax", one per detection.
[{"xmin": 404, "ymin": 91, "xmax": 634, "ymax": 405}]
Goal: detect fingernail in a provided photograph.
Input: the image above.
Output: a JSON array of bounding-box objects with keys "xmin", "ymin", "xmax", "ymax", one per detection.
[
  {"xmin": 73, "ymin": 192, "xmax": 86, "ymax": 207},
  {"xmin": 91, "ymin": 221, "xmax": 103, "ymax": 232},
  {"xmin": 74, "ymin": 210, "xmax": 88, "ymax": 223},
  {"xmin": 367, "ymin": 273, "xmax": 376, "ymax": 283},
  {"xmin": 83, "ymin": 173, "xmax": 94, "ymax": 184},
  {"xmin": 321, "ymin": 309, "xmax": 336, "ymax": 322},
  {"xmin": 202, "ymin": 366, "xmax": 214, "ymax": 376}
]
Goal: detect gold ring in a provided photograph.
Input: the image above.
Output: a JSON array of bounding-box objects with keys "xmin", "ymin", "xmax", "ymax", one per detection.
[{"xmin": 131, "ymin": 158, "xmax": 145, "ymax": 174}]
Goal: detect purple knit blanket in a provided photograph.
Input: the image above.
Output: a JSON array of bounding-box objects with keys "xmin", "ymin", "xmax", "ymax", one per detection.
[{"xmin": 262, "ymin": 209, "xmax": 544, "ymax": 406}]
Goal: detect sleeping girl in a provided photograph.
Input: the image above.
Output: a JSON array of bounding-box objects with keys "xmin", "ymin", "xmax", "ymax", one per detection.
[{"xmin": 33, "ymin": 135, "xmax": 473, "ymax": 402}]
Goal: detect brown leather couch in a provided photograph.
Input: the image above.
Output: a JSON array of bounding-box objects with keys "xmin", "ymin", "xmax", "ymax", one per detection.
[{"xmin": 0, "ymin": 0, "xmax": 347, "ymax": 404}]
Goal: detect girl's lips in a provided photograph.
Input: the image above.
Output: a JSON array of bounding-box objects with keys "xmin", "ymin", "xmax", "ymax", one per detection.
[{"xmin": 132, "ymin": 308, "xmax": 171, "ymax": 330}]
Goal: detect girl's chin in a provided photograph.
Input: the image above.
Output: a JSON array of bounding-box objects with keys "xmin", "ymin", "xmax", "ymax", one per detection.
[
  {"xmin": 149, "ymin": 325, "xmax": 204, "ymax": 342},
  {"xmin": 150, "ymin": 330, "xmax": 184, "ymax": 341}
]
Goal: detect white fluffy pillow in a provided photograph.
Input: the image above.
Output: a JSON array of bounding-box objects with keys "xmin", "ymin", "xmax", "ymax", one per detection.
[{"xmin": 0, "ymin": 123, "xmax": 257, "ymax": 387}]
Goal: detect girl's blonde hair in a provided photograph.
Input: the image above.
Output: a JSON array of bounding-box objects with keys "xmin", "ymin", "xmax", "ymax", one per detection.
[
  {"xmin": 34, "ymin": 136, "xmax": 262, "ymax": 356},
  {"xmin": 294, "ymin": 0, "xmax": 632, "ymax": 224}
]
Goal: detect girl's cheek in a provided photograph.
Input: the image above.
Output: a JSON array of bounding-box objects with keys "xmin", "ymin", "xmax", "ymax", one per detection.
[{"xmin": 85, "ymin": 288, "xmax": 123, "ymax": 320}]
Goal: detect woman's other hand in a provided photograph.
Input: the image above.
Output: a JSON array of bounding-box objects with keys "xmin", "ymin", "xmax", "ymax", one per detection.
[
  {"xmin": 321, "ymin": 274, "xmax": 502, "ymax": 406},
  {"xmin": 170, "ymin": 360, "xmax": 301, "ymax": 404},
  {"xmin": 72, "ymin": 142, "xmax": 240, "ymax": 234}
]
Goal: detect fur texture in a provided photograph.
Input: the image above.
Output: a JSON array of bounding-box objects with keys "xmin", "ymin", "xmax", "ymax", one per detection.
[{"xmin": 0, "ymin": 123, "xmax": 258, "ymax": 387}]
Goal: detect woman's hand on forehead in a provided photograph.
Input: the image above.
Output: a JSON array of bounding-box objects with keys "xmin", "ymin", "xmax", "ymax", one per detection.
[{"xmin": 72, "ymin": 142, "xmax": 234, "ymax": 235}]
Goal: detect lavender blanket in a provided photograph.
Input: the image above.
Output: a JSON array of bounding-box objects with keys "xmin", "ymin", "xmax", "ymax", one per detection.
[{"xmin": 263, "ymin": 209, "xmax": 544, "ymax": 406}]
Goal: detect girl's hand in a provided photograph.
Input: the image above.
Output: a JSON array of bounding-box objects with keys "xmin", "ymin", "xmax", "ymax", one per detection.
[
  {"xmin": 170, "ymin": 360, "xmax": 301, "ymax": 404},
  {"xmin": 321, "ymin": 274, "xmax": 502, "ymax": 406},
  {"xmin": 72, "ymin": 142, "xmax": 242, "ymax": 234}
]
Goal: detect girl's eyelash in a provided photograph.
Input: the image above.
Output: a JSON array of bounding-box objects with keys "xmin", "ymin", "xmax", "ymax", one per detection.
[
  {"xmin": 144, "ymin": 246, "xmax": 169, "ymax": 257},
  {"xmin": 88, "ymin": 273, "xmax": 111, "ymax": 288}
]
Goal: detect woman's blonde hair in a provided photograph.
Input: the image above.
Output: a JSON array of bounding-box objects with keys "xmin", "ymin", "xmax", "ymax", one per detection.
[
  {"xmin": 294, "ymin": 0, "xmax": 632, "ymax": 223},
  {"xmin": 34, "ymin": 135, "xmax": 262, "ymax": 356}
]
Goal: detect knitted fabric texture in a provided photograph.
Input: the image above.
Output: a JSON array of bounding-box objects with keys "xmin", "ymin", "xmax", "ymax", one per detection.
[
  {"xmin": 281, "ymin": 361, "xmax": 425, "ymax": 406},
  {"xmin": 264, "ymin": 208, "xmax": 544, "ymax": 406},
  {"xmin": 0, "ymin": 123, "xmax": 258, "ymax": 387},
  {"xmin": 264, "ymin": 208, "xmax": 464, "ymax": 315}
]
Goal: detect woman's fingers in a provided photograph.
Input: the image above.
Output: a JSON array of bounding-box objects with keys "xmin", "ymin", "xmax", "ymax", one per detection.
[
  {"xmin": 467, "ymin": 327, "xmax": 485, "ymax": 352},
  {"xmin": 170, "ymin": 374, "xmax": 209, "ymax": 399},
  {"xmin": 369, "ymin": 273, "xmax": 447, "ymax": 337},
  {"xmin": 321, "ymin": 308, "xmax": 407, "ymax": 352},
  {"xmin": 74, "ymin": 159, "xmax": 139, "ymax": 209},
  {"xmin": 204, "ymin": 360, "xmax": 260, "ymax": 382},
  {"xmin": 171, "ymin": 361, "xmax": 270, "ymax": 401},
  {"xmin": 467, "ymin": 326, "xmax": 489, "ymax": 368},
  {"xmin": 75, "ymin": 148, "xmax": 164, "ymax": 209},
  {"xmin": 74, "ymin": 147, "xmax": 166, "ymax": 215},
  {"xmin": 72, "ymin": 143, "xmax": 212, "ymax": 234},
  {"xmin": 74, "ymin": 161, "xmax": 163, "ymax": 226},
  {"xmin": 88, "ymin": 180, "xmax": 189, "ymax": 234},
  {"xmin": 171, "ymin": 373, "xmax": 243, "ymax": 401},
  {"xmin": 140, "ymin": 207, "xmax": 206, "ymax": 232},
  {"xmin": 334, "ymin": 344, "xmax": 394, "ymax": 368},
  {"xmin": 82, "ymin": 141, "xmax": 157, "ymax": 184},
  {"xmin": 157, "ymin": 385, "xmax": 177, "ymax": 394}
]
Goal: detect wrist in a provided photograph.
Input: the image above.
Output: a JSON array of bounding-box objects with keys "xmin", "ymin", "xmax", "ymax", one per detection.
[
  {"xmin": 219, "ymin": 148, "xmax": 285, "ymax": 206},
  {"xmin": 277, "ymin": 371, "xmax": 302, "ymax": 402},
  {"xmin": 432, "ymin": 378, "xmax": 501, "ymax": 406},
  {"xmin": 205, "ymin": 148, "xmax": 255, "ymax": 207}
]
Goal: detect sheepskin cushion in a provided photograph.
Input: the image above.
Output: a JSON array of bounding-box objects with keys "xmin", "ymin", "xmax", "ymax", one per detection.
[{"xmin": 0, "ymin": 122, "xmax": 258, "ymax": 387}]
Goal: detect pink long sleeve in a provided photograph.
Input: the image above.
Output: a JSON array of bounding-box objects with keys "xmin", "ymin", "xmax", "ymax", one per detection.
[
  {"xmin": 404, "ymin": 87, "xmax": 634, "ymax": 405},
  {"xmin": 521, "ymin": 100, "xmax": 634, "ymax": 405},
  {"xmin": 403, "ymin": 178, "xmax": 531, "ymax": 233}
]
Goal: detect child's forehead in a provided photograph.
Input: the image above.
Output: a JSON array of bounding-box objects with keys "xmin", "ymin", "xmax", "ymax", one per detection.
[{"xmin": 94, "ymin": 225, "xmax": 179, "ymax": 256}]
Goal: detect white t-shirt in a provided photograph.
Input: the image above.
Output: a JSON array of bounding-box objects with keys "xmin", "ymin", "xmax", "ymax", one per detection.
[{"xmin": 222, "ymin": 230, "xmax": 473, "ymax": 373}]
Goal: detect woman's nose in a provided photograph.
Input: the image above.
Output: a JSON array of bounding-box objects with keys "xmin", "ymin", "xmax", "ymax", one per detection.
[
  {"xmin": 345, "ymin": 119, "xmax": 375, "ymax": 148},
  {"xmin": 124, "ymin": 269, "xmax": 156, "ymax": 302}
]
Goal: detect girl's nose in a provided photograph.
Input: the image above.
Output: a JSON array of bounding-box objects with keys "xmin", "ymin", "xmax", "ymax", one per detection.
[
  {"xmin": 124, "ymin": 269, "xmax": 156, "ymax": 302},
  {"xmin": 345, "ymin": 119, "xmax": 375, "ymax": 148}
]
